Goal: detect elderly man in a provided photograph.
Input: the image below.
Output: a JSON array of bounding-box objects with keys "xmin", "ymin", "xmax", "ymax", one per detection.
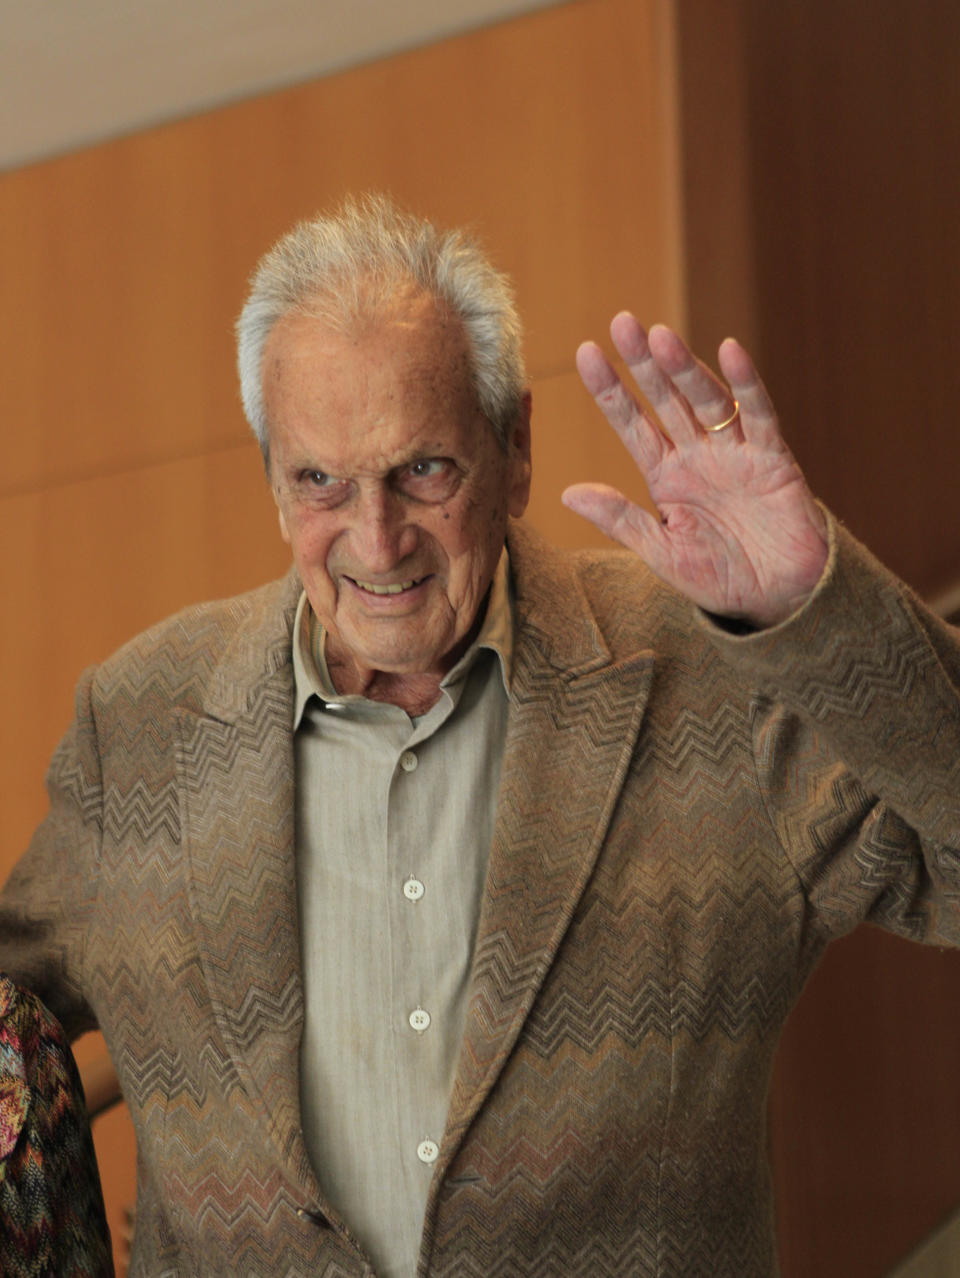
[{"xmin": 1, "ymin": 196, "xmax": 957, "ymax": 1277}]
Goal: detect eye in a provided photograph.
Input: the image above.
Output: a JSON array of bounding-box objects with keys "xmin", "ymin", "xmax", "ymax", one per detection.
[
  {"xmin": 408, "ymin": 459, "xmax": 444, "ymax": 479},
  {"xmin": 398, "ymin": 457, "xmax": 459, "ymax": 502},
  {"xmin": 294, "ymin": 468, "xmax": 350, "ymax": 507}
]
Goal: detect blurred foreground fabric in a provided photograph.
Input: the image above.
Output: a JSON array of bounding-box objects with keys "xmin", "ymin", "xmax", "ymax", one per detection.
[{"xmin": 0, "ymin": 974, "xmax": 113, "ymax": 1277}]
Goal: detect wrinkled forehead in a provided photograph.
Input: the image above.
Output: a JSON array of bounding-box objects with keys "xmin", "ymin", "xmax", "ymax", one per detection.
[
  {"xmin": 265, "ymin": 288, "xmax": 472, "ymax": 391},
  {"xmin": 262, "ymin": 291, "xmax": 485, "ymax": 472}
]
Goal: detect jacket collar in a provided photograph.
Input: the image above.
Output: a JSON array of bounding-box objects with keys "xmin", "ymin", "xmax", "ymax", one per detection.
[
  {"xmin": 201, "ymin": 567, "xmax": 301, "ymax": 723},
  {"xmin": 506, "ymin": 519, "xmax": 620, "ymax": 675}
]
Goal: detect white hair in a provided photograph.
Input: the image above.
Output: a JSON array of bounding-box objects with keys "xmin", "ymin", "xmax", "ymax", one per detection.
[{"xmin": 236, "ymin": 193, "xmax": 526, "ymax": 464}]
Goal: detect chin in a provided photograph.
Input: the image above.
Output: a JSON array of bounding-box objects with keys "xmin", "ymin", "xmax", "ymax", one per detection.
[{"xmin": 351, "ymin": 640, "xmax": 441, "ymax": 674}]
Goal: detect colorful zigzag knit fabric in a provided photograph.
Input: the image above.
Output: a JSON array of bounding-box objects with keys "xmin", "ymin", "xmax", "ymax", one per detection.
[{"xmin": 0, "ymin": 975, "xmax": 113, "ymax": 1277}]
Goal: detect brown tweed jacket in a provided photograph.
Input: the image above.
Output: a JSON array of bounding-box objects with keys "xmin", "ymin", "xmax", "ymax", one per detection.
[{"xmin": 1, "ymin": 516, "xmax": 957, "ymax": 1277}]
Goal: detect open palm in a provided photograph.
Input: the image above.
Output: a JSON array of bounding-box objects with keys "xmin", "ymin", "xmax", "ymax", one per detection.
[{"xmin": 562, "ymin": 315, "xmax": 828, "ymax": 627}]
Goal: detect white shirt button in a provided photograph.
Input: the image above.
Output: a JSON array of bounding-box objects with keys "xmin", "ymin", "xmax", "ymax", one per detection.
[
  {"xmin": 417, "ymin": 1139, "xmax": 439, "ymax": 1165},
  {"xmin": 409, "ymin": 1007, "xmax": 431, "ymax": 1033},
  {"xmin": 399, "ymin": 750, "xmax": 418, "ymax": 772},
  {"xmin": 403, "ymin": 877, "xmax": 425, "ymax": 902}
]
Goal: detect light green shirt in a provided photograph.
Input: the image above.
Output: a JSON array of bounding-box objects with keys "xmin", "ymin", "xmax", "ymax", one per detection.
[{"xmin": 292, "ymin": 552, "xmax": 512, "ymax": 1278}]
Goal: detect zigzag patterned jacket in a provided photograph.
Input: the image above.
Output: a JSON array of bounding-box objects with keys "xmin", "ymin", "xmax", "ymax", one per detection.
[
  {"xmin": 0, "ymin": 975, "xmax": 114, "ymax": 1276},
  {"xmin": 1, "ymin": 515, "xmax": 958, "ymax": 1277}
]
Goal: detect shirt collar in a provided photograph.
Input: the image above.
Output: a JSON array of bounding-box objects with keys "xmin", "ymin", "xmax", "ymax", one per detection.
[{"xmin": 292, "ymin": 548, "xmax": 513, "ymax": 727}]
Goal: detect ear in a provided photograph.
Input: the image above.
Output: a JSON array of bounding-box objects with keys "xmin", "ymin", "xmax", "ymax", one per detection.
[
  {"xmin": 277, "ymin": 505, "xmax": 291, "ymax": 545},
  {"xmin": 507, "ymin": 390, "xmax": 532, "ymax": 519}
]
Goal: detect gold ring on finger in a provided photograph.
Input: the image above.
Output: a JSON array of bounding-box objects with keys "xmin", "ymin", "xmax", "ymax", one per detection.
[{"xmin": 704, "ymin": 400, "xmax": 740, "ymax": 432}]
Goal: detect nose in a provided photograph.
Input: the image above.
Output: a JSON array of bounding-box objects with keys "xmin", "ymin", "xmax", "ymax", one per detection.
[{"xmin": 349, "ymin": 484, "xmax": 417, "ymax": 572}]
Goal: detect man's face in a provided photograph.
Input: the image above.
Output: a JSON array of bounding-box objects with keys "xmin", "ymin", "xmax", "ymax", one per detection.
[{"xmin": 264, "ymin": 292, "xmax": 531, "ymax": 685}]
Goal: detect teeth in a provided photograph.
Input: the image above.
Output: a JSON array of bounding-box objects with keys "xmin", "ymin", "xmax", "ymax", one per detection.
[{"xmin": 355, "ymin": 578, "xmax": 419, "ymax": 595}]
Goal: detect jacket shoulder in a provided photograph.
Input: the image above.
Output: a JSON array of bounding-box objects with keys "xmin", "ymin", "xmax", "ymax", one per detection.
[{"xmin": 87, "ymin": 571, "xmax": 299, "ymax": 714}]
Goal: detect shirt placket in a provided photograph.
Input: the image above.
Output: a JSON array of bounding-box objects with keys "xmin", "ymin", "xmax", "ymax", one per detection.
[{"xmin": 386, "ymin": 694, "xmax": 461, "ymax": 1192}]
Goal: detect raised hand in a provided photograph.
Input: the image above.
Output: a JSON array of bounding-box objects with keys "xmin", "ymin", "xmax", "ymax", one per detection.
[{"xmin": 561, "ymin": 313, "xmax": 829, "ymax": 628}]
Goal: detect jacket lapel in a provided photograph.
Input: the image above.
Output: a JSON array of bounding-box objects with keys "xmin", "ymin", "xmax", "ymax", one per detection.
[
  {"xmin": 174, "ymin": 572, "xmax": 319, "ymax": 1196},
  {"xmin": 440, "ymin": 524, "xmax": 655, "ymax": 1167}
]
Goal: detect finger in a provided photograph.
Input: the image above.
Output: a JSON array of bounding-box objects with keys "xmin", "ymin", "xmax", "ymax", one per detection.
[
  {"xmin": 608, "ymin": 313, "xmax": 701, "ymax": 446},
  {"xmin": 575, "ymin": 340, "xmax": 668, "ymax": 475},
  {"xmin": 574, "ymin": 338, "xmax": 623, "ymax": 398},
  {"xmin": 648, "ymin": 324, "xmax": 740, "ymax": 439},
  {"xmin": 717, "ymin": 337, "xmax": 781, "ymax": 447},
  {"xmin": 562, "ymin": 482, "xmax": 667, "ymax": 557}
]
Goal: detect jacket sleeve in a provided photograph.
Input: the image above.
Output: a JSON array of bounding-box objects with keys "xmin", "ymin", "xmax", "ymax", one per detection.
[
  {"xmin": 0, "ymin": 669, "xmax": 103, "ymax": 1038},
  {"xmin": 704, "ymin": 516, "xmax": 960, "ymax": 951}
]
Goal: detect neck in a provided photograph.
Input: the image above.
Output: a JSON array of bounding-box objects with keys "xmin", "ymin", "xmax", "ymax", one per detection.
[
  {"xmin": 320, "ymin": 595, "xmax": 490, "ymax": 717},
  {"xmin": 325, "ymin": 654, "xmax": 444, "ymax": 717}
]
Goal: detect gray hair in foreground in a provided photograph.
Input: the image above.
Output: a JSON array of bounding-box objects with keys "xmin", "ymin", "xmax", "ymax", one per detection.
[{"xmin": 236, "ymin": 194, "xmax": 527, "ymax": 463}]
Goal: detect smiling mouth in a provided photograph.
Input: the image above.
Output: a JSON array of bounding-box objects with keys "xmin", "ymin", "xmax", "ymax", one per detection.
[{"xmin": 349, "ymin": 575, "xmax": 427, "ymax": 596}]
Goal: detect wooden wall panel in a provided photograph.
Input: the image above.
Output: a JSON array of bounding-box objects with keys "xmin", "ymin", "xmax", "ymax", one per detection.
[
  {"xmin": 770, "ymin": 930, "xmax": 960, "ymax": 1278},
  {"xmin": 741, "ymin": 5, "xmax": 960, "ymax": 1273},
  {"xmin": 679, "ymin": 0, "xmax": 960, "ymax": 599},
  {"xmin": 0, "ymin": 2, "xmax": 681, "ymax": 1270},
  {"xmin": 677, "ymin": 3, "xmax": 960, "ymax": 1275},
  {"xmin": 0, "ymin": 0, "xmax": 683, "ymax": 501},
  {"xmin": 528, "ymin": 370, "xmax": 657, "ymax": 547},
  {"xmin": 740, "ymin": 0, "xmax": 960, "ymax": 600}
]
